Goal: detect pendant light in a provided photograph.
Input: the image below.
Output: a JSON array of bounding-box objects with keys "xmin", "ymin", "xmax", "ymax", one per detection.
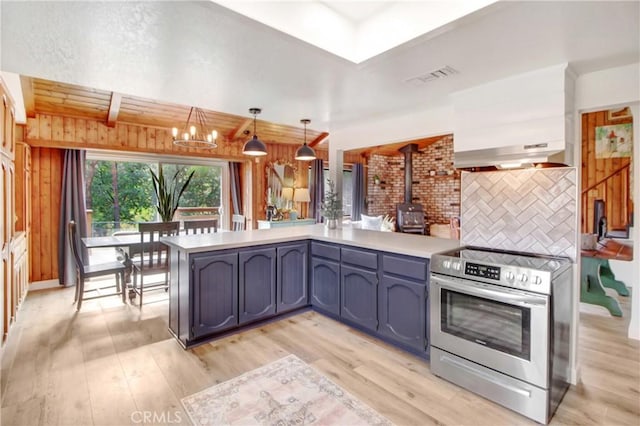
[
  {"xmin": 295, "ymin": 118, "xmax": 316, "ymax": 161},
  {"xmin": 172, "ymin": 107, "xmax": 218, "ymax": 148},
  {"xmin": 242, "ymin": 108, "xmax": 267, "ymax": 156}
]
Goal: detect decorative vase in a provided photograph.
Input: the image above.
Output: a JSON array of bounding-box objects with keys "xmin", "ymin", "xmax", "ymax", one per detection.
[{"xmin": 326, "ymin": 219, "xmax": 338, "ymax": 229}]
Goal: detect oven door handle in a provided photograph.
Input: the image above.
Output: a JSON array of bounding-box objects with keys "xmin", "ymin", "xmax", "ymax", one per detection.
[
  {"xmin": 431, "ymin": 275, "xmax": 547, "ymax": 307},
  {"xmin": 439, "ymin": 354, "xmax": 532, "ymax": 398}
]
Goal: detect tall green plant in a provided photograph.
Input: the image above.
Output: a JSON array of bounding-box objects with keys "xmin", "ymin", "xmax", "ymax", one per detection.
[
  {"xmin": 149, "ymin": 166, "xmax": 195, "ymax": 222},
  {"xmin": 322, "ymin": 179, "xmax": 342, "ymax": 220}
]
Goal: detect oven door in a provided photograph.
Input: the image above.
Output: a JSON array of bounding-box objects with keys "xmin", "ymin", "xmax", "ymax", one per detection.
[{"xmin": 430, "ymin": 274, "xmax": 550, "ymax": 388}]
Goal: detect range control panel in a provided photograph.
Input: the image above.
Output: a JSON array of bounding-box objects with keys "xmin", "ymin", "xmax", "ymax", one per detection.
[{"xmin": 465, "ymin": 262, "xmax": 500, "ymax": 280}]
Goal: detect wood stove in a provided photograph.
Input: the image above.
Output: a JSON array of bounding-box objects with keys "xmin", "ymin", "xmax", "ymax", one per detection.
[
  {"xmin": 396, "ymin": 203, "xmax": 426, "ymax": 234},
  {"xmin": 395, "ymin": 143, "xmax": 426, "ymax": 234}
]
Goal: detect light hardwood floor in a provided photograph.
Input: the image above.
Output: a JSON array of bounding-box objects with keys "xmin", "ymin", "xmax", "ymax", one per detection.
[{"xmin": 1, "ymin": 281, "xmax": 638, "ymax": 426}]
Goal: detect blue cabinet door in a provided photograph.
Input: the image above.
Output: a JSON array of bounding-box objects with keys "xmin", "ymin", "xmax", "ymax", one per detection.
[
  {"xmin": 239, "ymin": 247, "xmax": 276, "ymax": 324},
  {"xmin": 192, "ymin": 252, "xmax": 238, "ymax": 338},
  {"xmin": 341, "ymin": 265, "xmax": 378, "ymax": 331},
  {"xmin": 276, "ymin": 242, "xmax": 309, "ymax": 313},
  {"xmin": 310, "ymin": 257, "xmax": 340, "ymax": 316},
  {"xmin": 379, "ymin": 274, "xmax": 427, "ymax": 352}
]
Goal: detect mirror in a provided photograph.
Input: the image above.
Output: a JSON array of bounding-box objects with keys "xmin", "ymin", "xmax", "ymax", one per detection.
[{"xmin": 266, "ymin": 160, "xmax": 297, "ymax": 207}]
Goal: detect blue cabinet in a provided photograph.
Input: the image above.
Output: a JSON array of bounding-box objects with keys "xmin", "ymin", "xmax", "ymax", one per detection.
[
  {"xmin": 239, "ymin": 247, "xmax": 276, "ymax": 324},
  {"xmin": 170, "ymin": 238, "xmax": 431, "ymax": 358},
  {"xmin": 341, "ymin": 264, "xmax": 378, "ymax": 331},
  {"xmin": 310, "ymin": 242, "xmax": 341, "ymax": 316},
  {"xmin": 191, "ymin": 252, "xmax": 239, "ymax": 338},
  {"xmin": 276, "ymin": 242, "xmax": 309, "ymax": 313},
  {"xmin": 379, "ymin": 254, "xmax": 429, "ymax": 353}
]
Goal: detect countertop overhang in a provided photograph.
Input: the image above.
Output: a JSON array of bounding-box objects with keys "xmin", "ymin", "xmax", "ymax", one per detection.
[{"xmin": 161, "ymin": 224, "xmax": 460, "ymax": 259}]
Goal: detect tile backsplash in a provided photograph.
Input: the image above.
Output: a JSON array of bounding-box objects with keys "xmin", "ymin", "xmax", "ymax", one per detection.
[{"xmin": 460, "ymin": 167, "xmax": 577, "ymax": 261}]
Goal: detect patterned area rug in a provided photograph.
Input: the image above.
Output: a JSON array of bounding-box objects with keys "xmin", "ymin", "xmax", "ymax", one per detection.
[{"xmin": 181, "ymin": 354, "xmax": 393, "ymax": 426}]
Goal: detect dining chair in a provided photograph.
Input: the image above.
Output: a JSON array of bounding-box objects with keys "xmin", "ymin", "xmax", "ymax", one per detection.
[
  {"xmin": 68, "ymin": 221, "xmax": 126, "ymax": 311},
  {"xmin": 232, "ymin": 214, "xmax": 246, "ymax": 231},
  {"xmin": 184, "ymin": 219, "xmax": 218, "ymax": 234},
  {"xmin": 131, "ymin": 221, "xmax": 180, "ymax": 307}
]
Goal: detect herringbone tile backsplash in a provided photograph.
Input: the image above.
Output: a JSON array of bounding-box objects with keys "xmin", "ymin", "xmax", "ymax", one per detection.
[{"xmin": 460, "ymin": 168, "xmax": 577, "ymax": 261}]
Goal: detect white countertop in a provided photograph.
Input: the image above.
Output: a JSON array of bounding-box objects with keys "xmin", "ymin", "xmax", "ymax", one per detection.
[{"xmin": 162, "ymin": 224, "xmax": 460, "ymax": 259}]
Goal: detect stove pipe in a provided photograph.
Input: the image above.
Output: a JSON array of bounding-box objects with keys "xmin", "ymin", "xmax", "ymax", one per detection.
[{"xmin": 399, "ymin": 143, "xmax": 419, "ymax": 204}]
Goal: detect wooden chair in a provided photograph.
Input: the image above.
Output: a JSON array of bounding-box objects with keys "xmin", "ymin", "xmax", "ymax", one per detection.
[
  {"xmin": 232, "ymin": 214, "xmax": 246, "ymax": 231},
  {"xmin": 131, "ymin": 221, "xmax": 180, "ymax": 307},
  {"xmin": 68, "ymin": 221, "xmax": 126, "ymax": 311},
  {"xmin": 184, "ymin": 219, "xmax": 218, "ymax": 234}
]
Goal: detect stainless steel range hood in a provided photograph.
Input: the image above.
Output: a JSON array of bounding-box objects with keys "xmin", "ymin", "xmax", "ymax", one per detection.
[{"xmin": 454, "ymin": 143, "xmax": 567, "ymax": 169}]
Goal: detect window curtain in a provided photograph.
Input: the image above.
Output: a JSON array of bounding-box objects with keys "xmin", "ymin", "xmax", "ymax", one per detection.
[
  {"xmin": 230, "ymin": 162, "xmax": 242, "ymax": 215},
  {"xmin": 58, "ymin": 149, "xmax": 88, "ymax": 287},
  {"xmin": 309, "ymin": 159, "xmax": 324, "ymax": 222},
  {"xmin": 351, "ymin": 163, "xmax": 365, "ymax": 221}
]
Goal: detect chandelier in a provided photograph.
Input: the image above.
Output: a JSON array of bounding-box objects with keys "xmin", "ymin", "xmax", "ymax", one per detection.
[
  {"xmin": 295, "ymin": 118, "xmax": 316, "ymax": 161},
  {"xmin": 172, "ymin": 107, "xmax": 218, "ymax": 148},
  {"xmin": 243, "ymin": 108, "xmax": 268, "ymax": 156}
]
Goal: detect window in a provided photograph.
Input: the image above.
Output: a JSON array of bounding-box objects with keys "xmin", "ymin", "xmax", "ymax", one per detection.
[
  {"xmin": 85, "ymin": 153, "xmax": 225, "ymax": 236},
  {"xmin": 322, "ymin": 169, "xmax": 353, "ymax": 217}
]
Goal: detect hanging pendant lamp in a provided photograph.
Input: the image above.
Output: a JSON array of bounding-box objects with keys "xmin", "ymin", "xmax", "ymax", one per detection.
[
  {"xmin": 242, "ymin": 108, "xmax": 267, "ymax": 156},
  {"xmin": 295, "ymin": 118, "xmax": 316, "ymax": 161}
]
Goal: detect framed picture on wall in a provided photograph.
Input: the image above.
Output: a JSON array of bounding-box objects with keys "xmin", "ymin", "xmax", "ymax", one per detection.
[
  {"xmin": 595, "ymin": 123, "xmax": 633, "ymax": 159},
  {"xmin": 607, "ymin": 107, "xmax": 632, "ymax": 121}
]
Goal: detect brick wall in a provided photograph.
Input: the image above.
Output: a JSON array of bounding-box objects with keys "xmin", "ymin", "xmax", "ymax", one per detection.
[{"xmin": 367, "ymin": 136, "xmax": 461, "ymax": 229}]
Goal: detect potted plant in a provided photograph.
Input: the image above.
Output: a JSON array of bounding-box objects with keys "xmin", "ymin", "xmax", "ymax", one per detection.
[
  {"xmin": 149, "ymin": 166, "xmax": 195, "ymax": 222},
  {"xmin": 322, "ymin": 179, "xmax": 342, "ymax": 229},
  {"xmin": 373, "ymin": 174, "xmax": 381, "ymax": 185}
]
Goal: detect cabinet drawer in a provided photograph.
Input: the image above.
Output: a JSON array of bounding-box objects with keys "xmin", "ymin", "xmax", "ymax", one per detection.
[
  {"xmin": 311, "ymin": 242, "xmax": 341, "ymax": 261},
  {"xmin": 382, "ymin": 254, "xmax": 427, "ymax": 281},
  {"xmin": 341, "ymin": 247, "xmax": 377, "ymax": 270}
]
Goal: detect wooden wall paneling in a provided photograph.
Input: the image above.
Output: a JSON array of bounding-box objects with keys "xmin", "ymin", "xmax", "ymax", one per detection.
[
  {"xmin": 51, "ymin": 149, "xmax": 63, "ymax": 280},
  {"xmin": 127, "ymin": 125, "xmax": 138, "ymax": 148},
  {"xmin": 31, "ymin": 148, "xmax": 41, "ymax": 281},
  {"xmin": 39, "ymin": 148, "xmax": 52, "ymax": 280},
  {"xmin": 581, "ymin": 109, "xmax": 633, "ymax": 234},
  {"xmin": 39, "ymin": 114, "xmax": 52, "ymax": 141},
  {"xmin": 52, "ymin": 116, "xmax": 64, "ymax": 141},
  {"xmin": 87, "ymin": 119, "xmax": 98, "ymax": 142},
  {"xmin": 138, "ymin": 127, "xmax": 148, "ymax": 150},
  {"xmin": 29, "ymin": 147, "xmax": 63, "ymax": 282},
  {"xmin": 75, "ymin": 118, "xmax": 86, "ymax": 143},
  {"xmin": 63, "ymin": 116, "xmax": 75, "ymax": 142}
]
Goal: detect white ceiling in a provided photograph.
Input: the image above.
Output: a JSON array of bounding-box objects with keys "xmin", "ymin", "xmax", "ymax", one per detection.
[
  {"xmin": 215, "ymin": 0, "xmax": 498, "ymax": 63},
  {"xmin": 1, "ymin": 1, "xmax": 639, "ymax": 136}
]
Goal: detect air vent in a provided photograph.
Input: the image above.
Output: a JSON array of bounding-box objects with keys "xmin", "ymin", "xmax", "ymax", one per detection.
[{"xmin": 405, "ymin": 66, "xmax": 459, "ymax": 86}]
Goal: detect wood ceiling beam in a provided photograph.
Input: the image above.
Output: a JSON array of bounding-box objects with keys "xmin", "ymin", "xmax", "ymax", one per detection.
[
  {"xmin": 308, "ymin": 132, "xmax": 329, "ymax": 147},
  {"xmin": 20, "ymin": 76, "xmax": 36, "ymax": 118},
  {"xmin": 106, "ymin": 92, "xmax": 122, "ymax": 127},
  {"xmin": 228, "ymin": 118, "xmax": 253, "ymax": 140}
]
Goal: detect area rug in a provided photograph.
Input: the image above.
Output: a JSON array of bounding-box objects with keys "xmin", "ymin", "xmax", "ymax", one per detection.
[{"xmin": 181, "ymin": 354, "xmax": 393, "ymax": 426}]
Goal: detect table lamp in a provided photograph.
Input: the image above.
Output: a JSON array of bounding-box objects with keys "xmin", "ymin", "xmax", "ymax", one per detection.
[
  {"xmin": 281, "ymin": 187, "xmax": 294, "ymax": 210},
  {"xmin": 293, "ymin": 188, "xmax": 311, "ymax": 219}
]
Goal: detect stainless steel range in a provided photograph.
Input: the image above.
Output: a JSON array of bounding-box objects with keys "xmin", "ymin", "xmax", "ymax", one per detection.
[{"xmin": 429, "ymin": 246, "xmax": 572, "ymax": 424}]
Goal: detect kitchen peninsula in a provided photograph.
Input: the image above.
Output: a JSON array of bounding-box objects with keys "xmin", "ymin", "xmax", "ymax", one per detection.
[{"xmin": 162, "ymin": 225, "xmax": 459, "ymax": 353}]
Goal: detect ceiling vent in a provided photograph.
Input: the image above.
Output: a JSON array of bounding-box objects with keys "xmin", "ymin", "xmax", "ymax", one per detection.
[{"xmin": 405, "ymin": 66, "xmax": 458, "ymax": 86}]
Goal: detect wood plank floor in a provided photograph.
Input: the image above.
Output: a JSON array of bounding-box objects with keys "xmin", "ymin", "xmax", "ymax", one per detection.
[{"xmin": 1, "ymin": 282, "xmax": 638, "ymax": 425}]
